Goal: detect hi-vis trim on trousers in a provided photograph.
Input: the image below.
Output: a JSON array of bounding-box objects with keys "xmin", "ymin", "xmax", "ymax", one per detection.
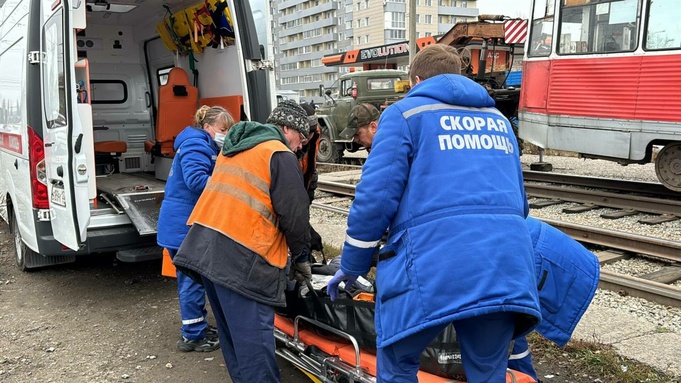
[
  {"xmin": 345, "ymin": 235, "xmax": 381, "ymax": 249},
  {"xmin": 401, "ymin": 103, "xmax": 506, "ymax": 120},
  {"xmin": 182, "ymin": 316, "xmax": 206, "ymax": 325}
]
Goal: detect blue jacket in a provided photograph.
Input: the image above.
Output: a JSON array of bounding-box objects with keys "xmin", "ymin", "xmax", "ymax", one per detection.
[
  {"xmin": 340, "ymin": 74, "xmax": 541, "ymax": 348},
  {"xmin": 157, "ymin": 127, "xmax": 218, "ymax": 250},
  {"xmin": 527, "ymin": 217, "xmax": 600, "ymax": 346}
]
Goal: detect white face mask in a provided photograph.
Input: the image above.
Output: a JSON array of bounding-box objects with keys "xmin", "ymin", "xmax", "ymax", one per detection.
[{"xmin": 213, "ymin": 133, "xmax": 226, "ymax": 147}]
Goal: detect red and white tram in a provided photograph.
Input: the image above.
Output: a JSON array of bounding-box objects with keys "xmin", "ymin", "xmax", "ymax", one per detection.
[{"xmin": 518, "ymin": 0, "xmax": 681, "ymax": 191}]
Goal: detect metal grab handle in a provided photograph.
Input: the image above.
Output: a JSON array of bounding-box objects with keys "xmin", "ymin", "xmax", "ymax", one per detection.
[{"xmin": 293, "ymin": 315, "xmax": 363, "ymax": 377}]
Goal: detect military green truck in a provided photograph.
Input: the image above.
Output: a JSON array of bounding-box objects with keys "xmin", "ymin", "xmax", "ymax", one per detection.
[{"xmin": 316, "ymin": 69, "xmax": 409, "ymax": 163}]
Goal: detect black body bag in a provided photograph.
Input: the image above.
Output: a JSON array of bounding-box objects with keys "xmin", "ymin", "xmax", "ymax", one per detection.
[{"xmin": 279, "ymin": 280, "xmax": 466, "ymax": 378}]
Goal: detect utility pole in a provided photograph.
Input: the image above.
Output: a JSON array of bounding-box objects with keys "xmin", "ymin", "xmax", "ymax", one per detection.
[{"xmin": 408, "ymin": 0, "xmax": 416, "ymax": 64}]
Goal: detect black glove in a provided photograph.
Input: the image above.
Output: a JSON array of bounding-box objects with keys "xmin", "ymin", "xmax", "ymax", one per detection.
[
  {"xmin": 291, "ymin": 247, "xmax": 312, "ymax": 284},
  {"xmin": 309, "ymin": 226, "xmax": 323, "ymax": 252}
]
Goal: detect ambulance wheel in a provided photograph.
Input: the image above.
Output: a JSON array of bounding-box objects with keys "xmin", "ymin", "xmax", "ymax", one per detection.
[{"xmin": 12, "ymin": 213, "xmax": 35, "ymax": 271}]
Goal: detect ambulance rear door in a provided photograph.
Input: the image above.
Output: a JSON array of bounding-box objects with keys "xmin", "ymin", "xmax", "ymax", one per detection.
[{"xmin": 40, "ymin": 0, "xmax": 90, "ymax": 250}]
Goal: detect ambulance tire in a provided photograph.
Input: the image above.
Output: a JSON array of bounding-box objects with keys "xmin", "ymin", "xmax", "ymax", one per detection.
[{"xmin": 12, "ymin": 213, "xmax": 38, "ymax": 271}]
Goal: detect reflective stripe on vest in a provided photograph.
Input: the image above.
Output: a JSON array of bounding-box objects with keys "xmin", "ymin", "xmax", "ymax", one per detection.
[{"xmin": 187, "ymin": 140, "xmax": 290, "ymax": 268}]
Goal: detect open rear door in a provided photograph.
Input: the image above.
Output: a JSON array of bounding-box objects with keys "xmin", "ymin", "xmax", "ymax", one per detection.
[{"xmin": 40, "ymin": 0, "xmax": 91, "ymax": 250}]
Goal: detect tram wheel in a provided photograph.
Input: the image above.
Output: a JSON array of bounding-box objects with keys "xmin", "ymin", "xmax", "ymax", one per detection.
[{"xmin": 654, "ymin": 142, "xmax": 681, "ymax": 192}]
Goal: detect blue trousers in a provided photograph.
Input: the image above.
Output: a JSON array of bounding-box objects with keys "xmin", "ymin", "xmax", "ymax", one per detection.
[
  {"xmin": 508, "ymin": 336, "xmax": 538, "ymax": 381},
  {"xmin": 376, "ymin": 312, "xmax": 516, "ymax": 383},
  {"xmin": 202, "ymin": 276, "xmax": 281, "ymax": 383},
  {"xmin": 168, "ymin": 249, "xmax": 208, "ymax": 340}
]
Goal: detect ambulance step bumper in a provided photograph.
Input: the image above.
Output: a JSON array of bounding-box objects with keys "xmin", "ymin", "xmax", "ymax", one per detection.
[{"xmin": 116, "ymin": 246, "xmax": 163, "ymax": 263}]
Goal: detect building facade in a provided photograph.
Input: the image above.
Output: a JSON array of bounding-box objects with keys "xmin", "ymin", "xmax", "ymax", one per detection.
[{"xmin": 271, "ymin": 0, "xmax": 479, "ymax": 102}]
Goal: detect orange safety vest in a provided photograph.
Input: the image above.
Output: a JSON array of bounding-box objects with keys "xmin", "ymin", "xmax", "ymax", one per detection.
[{"xmin": 187, "ymin": 140, "xmax": 290, "ymax": 268}]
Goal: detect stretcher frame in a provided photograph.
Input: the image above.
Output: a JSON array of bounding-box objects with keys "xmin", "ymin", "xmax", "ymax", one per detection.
[{"xmin": 274, "ymin": 314, "xmax": 536, "ymax": 383}]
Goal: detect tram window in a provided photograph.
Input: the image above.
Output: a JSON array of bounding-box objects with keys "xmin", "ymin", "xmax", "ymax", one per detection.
[
  {"xmin": 558, "ymin": 0, "xmax": 640, "ymax": 55},
  {"xmin": 529, "ymin": 20, "xmax": 554, "ymax": 56},
  {"xmin": 529, "ymin": 0, "xmax": 555, "ymax": 57},
  {"xmin": 645, "ymin": 0, "xmax": 681, "ymax": 50}
]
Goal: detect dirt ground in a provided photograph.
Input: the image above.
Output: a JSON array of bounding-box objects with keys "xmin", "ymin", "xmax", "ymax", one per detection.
[
  {"xmin": 0, "ymin": 221, "xmax": 591, "ymax": 383},
  {"xmin": 0, "ymin": 224, "xmax": 306, "ymax": 383}
]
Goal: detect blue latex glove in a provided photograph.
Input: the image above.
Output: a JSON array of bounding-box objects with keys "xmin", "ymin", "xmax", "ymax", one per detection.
[{"xmin": 327, "ymin": 269, "xmax": 359, "ymax": 301}]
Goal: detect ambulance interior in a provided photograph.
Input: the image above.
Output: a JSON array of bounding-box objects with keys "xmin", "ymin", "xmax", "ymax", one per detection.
[{"xmin": 74, "ymin": 0, "xmax": 249, "ymax": 236}]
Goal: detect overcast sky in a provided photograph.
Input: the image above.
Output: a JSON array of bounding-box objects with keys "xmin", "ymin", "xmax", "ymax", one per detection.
[{"xmin": 477, "ymin": 0, "xmax": 533, "ymax": 19}]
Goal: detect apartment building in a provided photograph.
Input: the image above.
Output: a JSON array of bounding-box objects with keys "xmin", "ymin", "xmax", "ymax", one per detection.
[{"xmin": 272, "ymin": 0, "xmax": 479, "ymax": 101}]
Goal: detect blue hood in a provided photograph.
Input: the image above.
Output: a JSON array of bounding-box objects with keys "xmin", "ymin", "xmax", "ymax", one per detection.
[
  {"xmin": 173, "ymin": 126, "xmax": 216, "ymax": 151},
  {"xmin": 407, "ymin": 74, "xmax": 495, "ymax": 108}
]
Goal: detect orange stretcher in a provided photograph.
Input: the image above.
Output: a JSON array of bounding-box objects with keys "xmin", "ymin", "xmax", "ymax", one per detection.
[{"xmin": 274, "ymin": 314, "xmax": 536, "ymax": 383}]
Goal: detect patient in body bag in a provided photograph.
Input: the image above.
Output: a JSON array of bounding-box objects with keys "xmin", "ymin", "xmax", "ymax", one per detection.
[{"xmin": 279, "ymin": 256, "xmax": 471, "ymax": 380}]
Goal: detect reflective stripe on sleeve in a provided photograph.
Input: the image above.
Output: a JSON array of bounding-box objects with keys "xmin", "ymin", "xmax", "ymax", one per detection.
[
  {"xmin": 345, "ymin": 234, "xmax": 381, "ymax": 249},
  {"xmin": 508, "ymin": 349, "xmax": 530, "ymax": 360}
]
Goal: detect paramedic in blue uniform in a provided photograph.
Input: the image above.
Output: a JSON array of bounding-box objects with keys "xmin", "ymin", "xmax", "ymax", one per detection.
[
  {"xmin": 327, "ymin": 44, "xmax": 541, "ymax": 383},
  {"xmin": 508, "ymin": 217, "xmax": 600, "ymax": 380},
  {"xmin": 157, "ymin": 105, "xmax": 234, "ymax": 352},
  {"xmin": 339, "ymin": 101, "xmax": 600, "ymax": 380}
]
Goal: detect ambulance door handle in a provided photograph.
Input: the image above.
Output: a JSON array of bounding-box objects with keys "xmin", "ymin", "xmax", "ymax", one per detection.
[
  {"xmin": 74, "ymin": 133, "xmax": 83, "ymax": 154},
  {"xmin": 145, "ymin": 92, "xmax": 151, "ymax": 108},
  {"xmin": 57, "ymin": 166, "xmax": 63, "ymax": 177},
  {"xmin": 13, "ymin": 159, "xmax": 18, "ymax": 169}
]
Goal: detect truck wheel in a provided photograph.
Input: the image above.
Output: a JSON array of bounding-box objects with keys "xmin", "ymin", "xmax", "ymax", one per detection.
[{"xmin": 317, "ymin": 133, "xmax": 341, "ymax": 163}]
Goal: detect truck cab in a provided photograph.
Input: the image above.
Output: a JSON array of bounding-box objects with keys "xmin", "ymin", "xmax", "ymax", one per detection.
[{"xmin": 315, "ymin": 70, "xmax": 408, "ymax": 163}]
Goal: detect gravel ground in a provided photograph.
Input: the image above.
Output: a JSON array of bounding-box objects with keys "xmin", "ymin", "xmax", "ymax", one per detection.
[{"xmin": 313, "ymin": 153, "xmax": 681, "ymax": 348}]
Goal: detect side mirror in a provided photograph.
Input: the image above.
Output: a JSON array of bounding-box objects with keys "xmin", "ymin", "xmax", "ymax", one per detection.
[{"xmin": 325, "ymin": 89, "xmax": 332, "ymax": 96}]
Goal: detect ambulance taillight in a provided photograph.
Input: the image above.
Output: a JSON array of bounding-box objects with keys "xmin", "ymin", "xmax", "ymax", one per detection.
[{"xmin": 27, "ymin": 127, "xmax": 48, "ymax": 209}]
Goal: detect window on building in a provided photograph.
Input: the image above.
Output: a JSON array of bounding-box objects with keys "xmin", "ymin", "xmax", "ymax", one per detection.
[
  {"xmin": 425, "ymin": 0, "xmax": 431, "ymax": 5},
  {"xmin": 425, "ymin": 14, "xmax": 432, "ymax": 24},
  {"xmin": 357, "ymin": 19, "xmax": 361, "ymax": 28},
  {"xmin": 365, "ymin": 0, "xmax": 369, "ymax": 8},
  {"xmin": 357, "ymin": 2, "xmax": 361, "ymax": 10},
  {"xmin": 645, "ymin": 0, "xmax": 681, "ymax": 50},
  {"xmin": 365, "ymin": 34, "xmax": 370, "ymax": 43},
  {"xmin": 387, "ymin": 29, "xmax": 406, "ymax": 39},
  {"xmin": 365, "ymin": 17, "xmax": 370, "ymax": 26},
  {"xmin": 425, "ymin": 32, "xmax": 432, "ymax": 37},
  {"xmin": 390, "ymin": 11, "xmax": 406, "ymax": 28},
  {"xmin": 460, "ymin": 1, "xmax": 467, "ymax": 7},
  {"xmin": 416, "ymin": 14, "xmax": 421, "ymax": 23},
  {"xmin": 357, "ymin": 36, "xmax": 362, "ymax": 44},
  {"xmin": 558, "ymin": 0, "xmax": 640, "ymax": 55}
]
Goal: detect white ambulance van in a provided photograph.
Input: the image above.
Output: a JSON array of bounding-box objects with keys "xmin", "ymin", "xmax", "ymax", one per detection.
[{"xmin": 0, "ymin": 0, "xmax": 274, "ymax": 270}]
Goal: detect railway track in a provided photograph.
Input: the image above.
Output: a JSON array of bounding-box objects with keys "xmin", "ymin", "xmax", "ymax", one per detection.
[
  {"xmin": 318, "ymin": 164, "xmax": 681, "ymax": 223},
  {"xmin": 314, "ymin": 178, "xmax": 681, "ymax": 307}
]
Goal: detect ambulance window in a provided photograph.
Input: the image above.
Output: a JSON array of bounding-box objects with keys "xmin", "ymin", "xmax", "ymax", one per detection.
[
  {"xmin": 43, "ymin": 9, "xmax": 68, "ymax": 129},
  {"xmin": 90, "ymin": 80, "xmax": 128, "ymax": 104}
]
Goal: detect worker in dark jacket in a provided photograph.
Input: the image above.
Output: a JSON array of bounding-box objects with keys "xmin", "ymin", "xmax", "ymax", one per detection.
[
  {"xmin": 508, "ymin": 217, "xmax": 600, "ymax": 380},
  {"xmin": 173, "ymin": 100, "xmax": 312, "ymax": 383},
  {"xmin": 157, "ymin": 105, "xmax": 234, "ymax": 352},
  {"xmin": 298, "ymin": 103, "xmax": 324, "ymax": 253}
]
